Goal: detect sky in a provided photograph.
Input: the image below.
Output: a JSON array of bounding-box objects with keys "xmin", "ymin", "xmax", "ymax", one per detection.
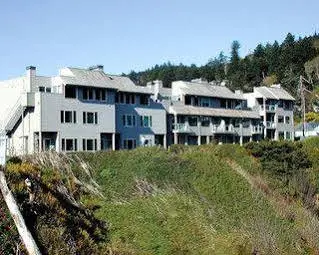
[{"xmin": 0, "ymin": 0, "xmax": 318, "ymax": 80}]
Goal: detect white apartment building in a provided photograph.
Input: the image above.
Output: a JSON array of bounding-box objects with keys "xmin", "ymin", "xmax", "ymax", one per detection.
[
  {"xmin": 244, "ymin": 85, "xmax": 295, "ymax": 140},
  {"xmin": 0, "ymin": 66, "xmax": 295, "ymax": 156},
  {"xmin": 0, "ymin": 66, "xmax": 166, "ymax": 155},
  {"xmin": 148, "ymin": 79, "xmax": 264, "ymax": 146}
]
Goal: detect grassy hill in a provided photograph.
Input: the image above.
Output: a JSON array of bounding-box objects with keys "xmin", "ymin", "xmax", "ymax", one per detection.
[{"xmin": 2, "ymin": 139, "xmax": 319, "ymax": 254}]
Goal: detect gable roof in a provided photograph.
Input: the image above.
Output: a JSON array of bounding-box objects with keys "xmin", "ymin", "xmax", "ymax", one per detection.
[
  {"xmin": 254, "ymin": 86, "xmax": 295, "ymax": 101},
  {"xmin": 169, "ymin": 105, "xmax": 260, "ymax": 119},
  {"xmin": 59, "ymin": 67, "xmax": 153, "ymax": 94},
  {"xmin": 176, "ymin": 81, "xmax": 244, "ymax": 100}
]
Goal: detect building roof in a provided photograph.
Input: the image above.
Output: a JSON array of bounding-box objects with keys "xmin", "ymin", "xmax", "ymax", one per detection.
[
  {"xmin": 254, "ymin": 86, "xmax": 295, "ymax": 101},
  {"xmin": 169, "ymin": 105, "xmax": 260, "ymax": 119},
  {"xmin": 176, "ymin": 81, "xmax": 244, "ymax": 100},
  {"xmin": 59, "ymin": 67, "xmax": 153, "ymax": 94}
]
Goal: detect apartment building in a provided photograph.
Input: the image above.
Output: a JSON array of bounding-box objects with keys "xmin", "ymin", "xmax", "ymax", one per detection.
[
  {"xmin": 0, "ymin": 66, "xmax": 166, "ymax": 155},
  {"xmin": 148, "ymin": 79, "xmax": 263, "ymax": 146},
  {"xmin": 243, "ymin": 85, "xmax": 295, "ymax": 140}
]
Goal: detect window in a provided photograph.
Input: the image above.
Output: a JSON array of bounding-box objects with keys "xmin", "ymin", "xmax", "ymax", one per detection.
[
  {"xmin": 62, "ymin": 139, "xmax": 77, "ymax": 152},
  {"xmin": 125, "ymin": 94, "xmax": 135, "ymax": 104},
  {"xmin": 140, "ymin": 115, "xmax": 153, "ymax": 127},
  {"xmin": 61, "ymin": 111, "xmax": 76, "ymax": 124},
  {"xmin": 82, "ymin": 87, "xmax": 94, "ymax": 100},
  {"xmin": 95, "ymin": 89, "xmax": 106, "ymax": 101},
  {"xmin": 188, "ymin": 116, "xmax": 198, "ymax": 126},
  {"xmin": 285, "ymin": 116, "xmax": 290, "ymax": 124},
  {"xmin": 83, "ymin": 112, "xmax": 98, "ymax": 124},
  {"xmin": 286, "ymin": 132, "xmax": 291, "ymax": 140},
  {"xmin": 65, "ymin": 111, "xmax": 72, "ymax": 123},
  {"xmin": 116, "ymin": 92, "xmax": 135, "ymax": 104},
  {"xmin": 200, "ymin": 98, "xmax": 210, "ymax": 107},
  {"xmin": 123, "ymin": 139, "xmax": 136, "ymax": 150},
  {"xmin": 279, "ymin": 132, "xmax": 285, "ymax": 140},
  {"xmin": 38, "ymin": 86, "xmax": 45, "ymax": 92},
  {"xmin": 185, "ymin": 95, "xmax": 192, "ymax": 105},
  {"xmin": 65, "ymin": 86, "xmax": 76, "ymax": 98},
  {"xmin": 45, "ymin": 87, "xmax": 51, "ymax": 93},
  {"xmin": 122, "ymin": 115, "xmax": 136, "ymax": 127},
  {"xmin": 140, "ymin": 94, "xmax": 150, "ymax": 105},
  {"xmin": 201, "ymin": 116, "xmax": 210, "ymax": 127},
  {"xmin": 278, "ymin": 116, "xmax": 284, "ymax": 123},
  {"xmin": 82, "ymin": 139, "xmax": 97, "ymax": 151}
]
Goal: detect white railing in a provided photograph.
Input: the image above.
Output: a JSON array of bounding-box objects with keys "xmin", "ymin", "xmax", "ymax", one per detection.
[
  {"xmin": 0, "ymin": 96, "xmax": 23, "ymax": 134},
  {"xmin": 212, "ymin": 124, "xmax": 235, "ymax": 133},
  {"xmin": 173, "ymin": 123, "xmax": 190, "ymax": 133}
]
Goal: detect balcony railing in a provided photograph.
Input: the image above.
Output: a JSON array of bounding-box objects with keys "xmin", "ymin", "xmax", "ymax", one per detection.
[
  {"xmin": 212, "ymin": 124, "xmax": 235, "ymax": 133},
  {"xmin": 173, "ymin": 123, "xmax": 191, "ymax": 133},
  {"xmin": 266, "ymin": 121, "xmax": 276, "ymax": 129}
]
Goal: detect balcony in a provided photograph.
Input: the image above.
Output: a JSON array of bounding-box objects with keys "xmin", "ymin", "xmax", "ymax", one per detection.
[
  {"xmin": 173, "ymin": 123, "xmax": 191, "ymax": 133},
  {"xmin": 266, "ymin": 121, "xmax": 276, "ymax": 129},
  {"xmin": 212, "ymin": 124, "xmax": 235, "ymax": 134},
  {"xmin": 251, "ymin": 125, "xmax": 263, "ymax": 134},
  {"xmin": 260, "ymin": 105, "xmax": 277, "ymax": 112}
]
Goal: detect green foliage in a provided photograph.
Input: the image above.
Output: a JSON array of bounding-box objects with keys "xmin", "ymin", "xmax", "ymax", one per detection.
[
  {"xmin": 0, "ymin": 195, "xmax": 20, "ymax": 255},
  {"xmin": 244, "ymin": 140, "xmax": 311, "ymax": 176},
  {"xmin": 5, "ymin": 142, "xmax": 319, "ymax": 254},
  {"xmin": 128, "ymin": 33, "xmax": 319, "ymax": 95}
]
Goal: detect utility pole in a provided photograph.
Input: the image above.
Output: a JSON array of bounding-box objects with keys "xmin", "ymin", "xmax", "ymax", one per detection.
[{"xmin": 299, "ymin": 75, "xmax": 313, "ymax": 138}]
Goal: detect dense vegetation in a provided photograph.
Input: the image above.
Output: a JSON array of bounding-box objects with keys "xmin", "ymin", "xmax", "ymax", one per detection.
[
  {"xmin": 1, "ymin": 138, "xmax": 319, "ymax": 254},
  {"xmin": 128, "ymin": 33, "xmax": 319, "ymax": 102},
  {"xmin": 0, "ymin": 193, "xmax": 20, "ymax": 255}
]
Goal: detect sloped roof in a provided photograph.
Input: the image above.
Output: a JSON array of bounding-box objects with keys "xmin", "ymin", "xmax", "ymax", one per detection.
[
  {"xmin": 169, "ymin": 105, "xmax": 260, "ymax": 119},
  {"xmin": 255, "ymin": 86, "xmax": 295, "ymax": 101},
  {"xmin": 59, "ymin": 67, "xmax": 152, "ymax": 94},
  {"xmin": 177, "ymin": 81, "xmax": 244, "ymax": 100}
]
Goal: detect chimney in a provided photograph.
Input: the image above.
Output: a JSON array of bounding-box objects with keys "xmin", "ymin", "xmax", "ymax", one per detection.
[
  {"xmin": 235, "ymin": 90, "xmax": 243, "ymax": 95},
  {"xmin": 26, "ymin": 66, "xmax": 36, "ymax": 92},
  {"xmin": 26, "ymin": 66, "xmax": 36, "ymax": 77},
  {"xmin": 88, "ymin": 65, "xmax": 104, "ymax": 71}
]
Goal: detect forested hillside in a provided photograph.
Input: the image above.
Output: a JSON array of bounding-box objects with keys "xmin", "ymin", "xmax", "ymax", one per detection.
[{"xmin": 128, "ymin": 33, "xmax": 319, "ymax": 97}]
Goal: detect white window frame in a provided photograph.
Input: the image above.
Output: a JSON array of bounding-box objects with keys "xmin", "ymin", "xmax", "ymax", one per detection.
[
  {"xmin": 140, "ymin": 115, "xmax": 153, "ymax": 127},
  {"xmin": 123, "ymin": 138, "xmax": 137, "ymax": 150},
  {"xmin": 122, "ymin": 114, "xmax": 136, "ymax": 127}
]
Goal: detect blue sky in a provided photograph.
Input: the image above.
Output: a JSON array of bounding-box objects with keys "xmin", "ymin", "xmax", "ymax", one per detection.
[{"xmin": 0, "ymin": 0, "xmax": 318, "ymax": 79}]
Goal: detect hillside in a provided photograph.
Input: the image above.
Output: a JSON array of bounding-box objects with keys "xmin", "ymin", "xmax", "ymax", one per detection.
[
  {"xmin": 1, "ymin": 139, "xmax": 319, "ymax": 254},
  {"xmin": 127, "ymin": 33, "xmax": 319, "ymax": 98}
]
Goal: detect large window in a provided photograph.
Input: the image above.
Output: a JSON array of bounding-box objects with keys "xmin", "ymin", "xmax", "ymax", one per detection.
[
  {"xmin": 140, "ymin": 94, "xmax": 150, "ymax": 105},
  {"xmin": 62, "ymin": 138, "xmax": 77, "ymax": 152},
  {"xmin": 200, "ymin": 98, "xmax": 210, "ymax": 107},
  {"xmin": 123, "ymin": 139, "xmax": 136, "ymax": 150},
  {"xmin": 140, "ymin": 115, "xmax": 153, "ymax": 127},
  {"xmin": 285, "ymin": 116, "xmax": 290, "ymax": 124},
  {"xmin": 122, "ymin": 115, "xmax": 136, "ymax": 127},
  {"xmin": 82, "ymin": 87, "xmax": 106, "ymax": 101},
  {"xmin": 188, "ymin": 116, "xmax": 198, "ymax": 126},
  {"xmin": 115, "ymin": 92, "xmax": 135, "ymax": 104},
  {"xmin": 82, "ymin": 139, "xmax": 98, "ymax": 151},
  {"xmin": 65, "ymin": 86, "xmax": 76, "ymax": 98},
  {"xmin": 278, "ymin": 115, "xmax": 284, "ymax": 123},
  {"xmin": 61, "ymin": 111, "xmax": 76, "ymax": 124},
  {"xmin": 83, "ymin": 112, "xmax": 98, "ymax": 124}
]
